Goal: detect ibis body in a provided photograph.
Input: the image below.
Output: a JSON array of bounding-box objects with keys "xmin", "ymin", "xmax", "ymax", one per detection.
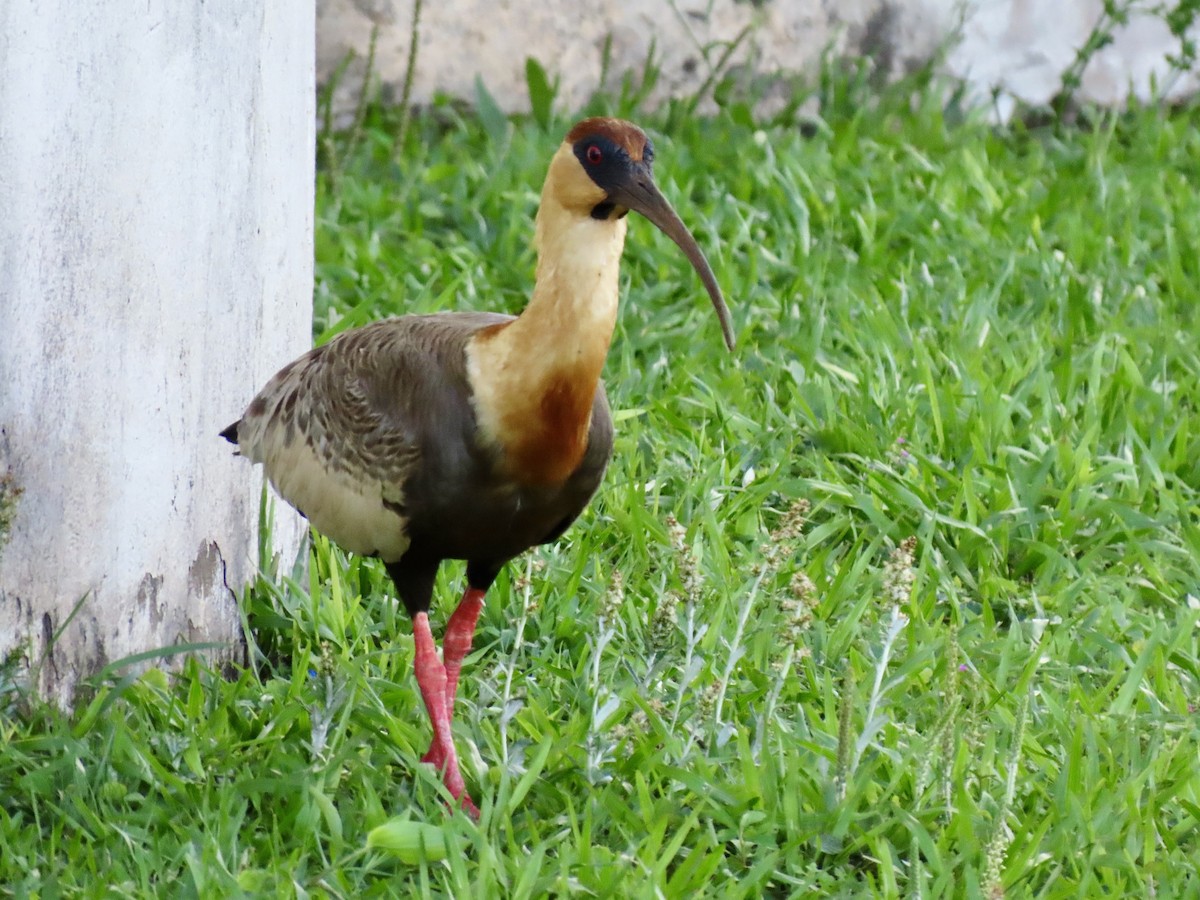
[{"xmin": 222, "ymin": 118, "xmax": 734, "ymax": 815}]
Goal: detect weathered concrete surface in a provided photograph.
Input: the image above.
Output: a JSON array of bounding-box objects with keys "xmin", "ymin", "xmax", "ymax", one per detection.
[
  {"xmin": 947, "ymin": 1, "xmax": 1200, "ymax": 121},
  {"xmin": 316, "ymin": 0, "xmax": 962, "ymax": 119},
  {"xmin": 317, "ymin": 0, "xmax": 1199, "ymax": 121},
  {"xmin": 0, "ymin": 0, "xmax": 313, "ymax": 705}
]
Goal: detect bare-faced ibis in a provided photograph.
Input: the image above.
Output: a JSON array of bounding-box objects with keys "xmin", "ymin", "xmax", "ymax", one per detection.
[{"xmin": 221, "ymin": 118, "xmax": 735, "ymax": 816}]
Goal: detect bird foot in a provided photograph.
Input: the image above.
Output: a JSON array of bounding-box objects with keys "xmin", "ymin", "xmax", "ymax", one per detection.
[
  {"xmin": 411, "ymin": 607, "xmax": 484, "ymax": 820},
  {"xmin": 457, "ymin": 793, "xmax": 481, "ymax": 820},
  {"xmin": 420, "ymin": 743, "xmax": 448, "ymax": 769},
  {"xmin": 420, "ymin": 743, "xmax": 480, "ymax": 819}
]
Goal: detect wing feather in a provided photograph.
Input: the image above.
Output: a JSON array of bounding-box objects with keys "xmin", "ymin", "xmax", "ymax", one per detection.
[{"xmin": 230, "ymin": 312, "xmax": 513, "ymax": 560}]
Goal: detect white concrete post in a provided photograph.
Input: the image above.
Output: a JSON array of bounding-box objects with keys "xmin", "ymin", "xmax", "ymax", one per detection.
[{"xmin": 0, "ymin": 0, "xmax": 313, "ymax": 704}]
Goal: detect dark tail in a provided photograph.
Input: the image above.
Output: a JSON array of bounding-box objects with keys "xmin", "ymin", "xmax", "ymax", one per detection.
[{"xmin": 219, "ymin": 421, "xmax": 240, "ymax": 445}]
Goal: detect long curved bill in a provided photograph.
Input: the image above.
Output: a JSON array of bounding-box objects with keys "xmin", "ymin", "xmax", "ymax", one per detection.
[{"xmin": 612, "ymin": 169, "xmax": 736, "ymax": 351}]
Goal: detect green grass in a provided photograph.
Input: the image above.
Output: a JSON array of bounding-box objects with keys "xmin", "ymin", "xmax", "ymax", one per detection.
[{"xmin": 4, "ymin": 76, "xmax": 1200, "ymax": 897}]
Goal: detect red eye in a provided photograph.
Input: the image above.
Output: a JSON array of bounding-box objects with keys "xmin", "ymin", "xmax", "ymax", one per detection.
[{"xmin": 586, "ymin": 145, "xmax": 603, "ymax": 165}]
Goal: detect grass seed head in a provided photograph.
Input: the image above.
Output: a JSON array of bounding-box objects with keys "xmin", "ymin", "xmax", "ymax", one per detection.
[
  {"xmin": 599, "ymin": 570, "xmax": 625, "ymax": 624},
  {"xmin": 882, "ymin": 536, "xmax": 918, "ymax": 603},
  {"xmin": 697, "ymin": 679, "xmax": 722, "ymax": 720},
  {"xmin": 651, "ymin": 591, "xmax": 681, "ymax": 644},
  {"xmin": 771, "ymin": 498, "xmax": 810, "ymax": 543},
  {"xmin": 611, "ymin": 698, "xmax": 664, "ymax": 745},
  {"xmin": 778, "ymin": 571, "xmax": 817, "ymax": 648},
  {"xmin": 665, "ymin": 514, "xmax": 703, "ymax": 599},
  {"xmin": 759, "ymin": 498, "xmax": 811, "ymax": 572}
]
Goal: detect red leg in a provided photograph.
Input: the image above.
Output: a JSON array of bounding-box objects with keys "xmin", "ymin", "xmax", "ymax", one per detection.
[
  {"xmin": 441, "ymin": 587, "xmax": 486, "ymax": 719},
  {"xmin": 412, "ymin": 611, "xmax": 478, "ymax": 817}
]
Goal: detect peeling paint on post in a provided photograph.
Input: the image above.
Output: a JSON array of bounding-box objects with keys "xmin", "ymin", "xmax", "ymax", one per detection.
[{"xmin": 0, "ymin": 0, "xmax": 314, "ymax": 705}]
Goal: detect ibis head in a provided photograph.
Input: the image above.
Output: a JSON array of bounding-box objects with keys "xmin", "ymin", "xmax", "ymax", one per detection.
[{"xmin": 541, "ymin": 117, "xmax": 736, "ymax": 351}]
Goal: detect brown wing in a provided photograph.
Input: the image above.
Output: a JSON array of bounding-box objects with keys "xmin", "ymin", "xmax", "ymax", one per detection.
[{"xmin": 228, "ymin": 312, "xmax": 513, "ymax": 560}]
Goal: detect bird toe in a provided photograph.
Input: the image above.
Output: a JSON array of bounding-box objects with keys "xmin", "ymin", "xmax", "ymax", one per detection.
[
  {"xmin": 420, "ymin": 741, "xmax": 449, "ymax": 769},
  {"xmin": 458, "ymin": 793, "xmax": 480, "ymax": 820}
]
